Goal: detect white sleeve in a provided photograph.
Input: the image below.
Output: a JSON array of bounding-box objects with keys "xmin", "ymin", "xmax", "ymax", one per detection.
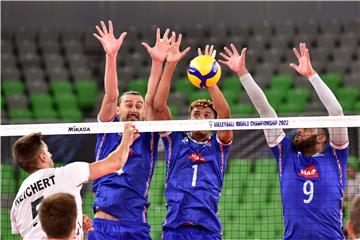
[
  {"xmin": 57, "ymin": 162, "xmax": 90, "ymax": 187},
  {"xmin": 10, "ymin": 206, "xmax": 19, "ymax": 234},
  {"xmin": 239, "ymin": 73, "xmax": 284, "ymax": 145},
  {"xmin": 308, "ymin": 74, "xmax": 349, "ymax": 147}
]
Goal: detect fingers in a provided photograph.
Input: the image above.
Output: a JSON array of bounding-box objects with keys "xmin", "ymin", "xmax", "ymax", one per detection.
[
  {"xmin": 209, "ymin": 45, "xmax": 214, "ymax": 55},
  {"xmin": 293, "ymin": 47, "xmax": 301, "ymax": 60},
  {"xmin": 162, "ymin": 28, "xmax": 170, "ymax": 41},
  {"xmin": 198, "ymin": 47, "xmax": 202, "ymax": 56},
  {"xmin": 212, "ymin": 50, "xmax": 216, "ymax": 58},
  {"xmin": 124, "ymin": 123, "xmax": 138, "ymax": 133},
  {"xmin": 156, "ymin": 28, "xmax": 161, "ymax": 42},
  {"xmin": 141, "ymin": 42, "xmax": 151, "ymax": 52},
  {"xmin": 108, "ymin": 20, "xmax": 113, "ymax": 35},
  {"xmin": 171, "ymin": 31, "xmax": 176, "ymax": 45},
  {"xmin": 218, "ymin": 59, "xmax": 229, "ymax": 66},
  {"xmin": 240, "ymin": 47, "xmax": 247, "ymax": 56},
  {"xmin": 230, "ymin": 43, "xmax": 240, "ymax": 56},
  {"xmin": 289, "ymin": 63, "xmax": 298, "ymax": 71},
  {"xmin": 300, "ymin": 42, "xmax": 306, "ymax": 57},
  {"xmin": 181, "ymin": 47, "xmax": 191, "ymax": 57},
  {"xmin": 205, "ymin": 45, "xmax": 209, "ymax": 55},
  {"xmin": 93, "ymin": 33, "xmax": 102, "ymax": 42},
  {"xmin": 100, "ymin": 21, "xmax": 108, "ymax": 35},
  {"xmin": 95, "ymin": 25, "xmax": 105, "ymax": 37},
  {"xmin": 219, "ymin": 52, "xmax": 230, "ymax": 61},
  {"xmin": 118, "ymin": 32, "xmax": 127, "ymax": 42},
  {"xmin": 224, "ymin": 46, "xmax": 233, "ymax": 56},
  {"xmin": 177, "ymin": 33, "xmax": 182, "ymax": 44}
]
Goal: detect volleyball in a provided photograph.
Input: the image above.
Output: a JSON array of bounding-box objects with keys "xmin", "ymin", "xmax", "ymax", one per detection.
[{"xmin": 187, "ymin": 55, "xmax": 222, "ymax": 88}]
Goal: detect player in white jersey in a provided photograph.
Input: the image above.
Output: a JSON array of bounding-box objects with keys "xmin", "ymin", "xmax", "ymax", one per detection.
[{"xmin": 11, "ymin": 123, "xmax": 138, "ymax": 240}]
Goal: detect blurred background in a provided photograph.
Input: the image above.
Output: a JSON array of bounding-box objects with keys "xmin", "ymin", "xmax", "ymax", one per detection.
[{"xmin": 1, "ymin": 1, "xmax": 359, "ymax": 239}]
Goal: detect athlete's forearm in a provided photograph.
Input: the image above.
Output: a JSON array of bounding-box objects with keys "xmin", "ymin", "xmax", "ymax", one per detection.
[
  {"xmin": 308, "ymin": 74, "xmax": 343, "ymax": 116},
  {"xmin": 308, "ymin": 74, "xmax": 348, "ymax": 145},
  {"xmin": 88, "ymin": 139, "xmax": 131, "ymax": 180},
  {"xmin": 239, "ymin": 73, "xmax": 284, "ymax": 145},
  {"xmin": 104, "ymin": 54, "xmax": 119, "ymax": 99},
  {"xmin": 239, "ymin": 73, "xmax": 277, "ymax": 118},
  {"xmin": 107, "ymin": 139, "xmax": 131, "ymax": 169},
  {"xmin": 145, "ymin": 60, "xmax": 163, "ymax": 120},
  {"xmin": 98, "ymin": 54, "xmax": 119, "ymax": 121},
  {"xmin": 208, "ymin": 84, "xmax": 230, "ymax": 119},
  {"xmin": 153, "ymin": 62, "xmax": 176, "ymax": 120}
]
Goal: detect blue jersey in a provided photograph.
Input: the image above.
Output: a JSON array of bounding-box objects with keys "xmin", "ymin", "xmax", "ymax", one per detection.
[
  {"xmin": 161, "ymin": 132, "xmax": 231, "ymax": 234},
  {"xmin": 93, "ymin": 117, "xmax": 159, "ymax": 223},
  {"xmin": 271, "ymin": 135, "xmax": 348, "ymax": 239}
]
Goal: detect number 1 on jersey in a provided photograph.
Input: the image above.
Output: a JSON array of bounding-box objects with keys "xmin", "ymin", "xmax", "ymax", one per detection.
[{"xmin": 192, "ymin": 165, "xmax": 198, "ymax": 187}]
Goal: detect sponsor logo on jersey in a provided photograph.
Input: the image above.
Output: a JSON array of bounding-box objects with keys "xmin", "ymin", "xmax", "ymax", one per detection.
[
  {"xmin": 188, "ymin": 152, "xmax": 206, "ymax": 163},
  {"xmin": 68, "ymin": 126, "xmax": 91, "ymax": 132},
  {"xmin": 298, "ymin": 164, "xmax": 319, "ymax": 178}
]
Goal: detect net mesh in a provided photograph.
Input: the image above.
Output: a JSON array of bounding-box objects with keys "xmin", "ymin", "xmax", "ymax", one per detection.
[{"xmin": 1, "ymin": 123, "xmax": 359, "ymax": 239}]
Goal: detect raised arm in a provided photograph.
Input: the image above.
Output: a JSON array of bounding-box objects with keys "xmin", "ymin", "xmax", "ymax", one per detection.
[
  {"xmin": 94, "ymin": 20, "xmax": 127, "ymax": 122},
  {"xmin": 142, "ymin": 28, "xmax": 173, "ymax": 120},
  {"xmin": 220, "ymin": 44, "xmax": 283, "ymax": 145},
  {"xmin": 88, "ymin": 123, "xmax": 139, "ymax": 180},
  {"xmin": 290, "ymin": 43, "xmax": 348, "ymax": 146},
  {"xmin": 198, "ymin": 45, "xmax": 233, "ymax": 144},
  {"xmin": 153, "ymin": 32, "xmax": 190, "ymax": 121}
]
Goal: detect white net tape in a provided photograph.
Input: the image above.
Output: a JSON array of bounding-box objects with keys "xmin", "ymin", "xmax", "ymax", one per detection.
[{"xmin": 1, "ymin": 115, "xmax": 359, "ymax": 136}]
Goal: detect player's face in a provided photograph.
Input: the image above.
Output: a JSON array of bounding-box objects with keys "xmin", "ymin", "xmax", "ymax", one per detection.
[
  {"xmin": 190, "ymin": 106, "xmax": 216, "ymax": 138},
  {"xmin": 294, "ymin": 128, "xmax": 319, "ymax": 151},
  {"xmin": 117, "ymin": 95, "xmax": 145, "ymax": 121},
  {"xmin": 40, "ymin": 141, "xmax": 54, "ymax": 168}
]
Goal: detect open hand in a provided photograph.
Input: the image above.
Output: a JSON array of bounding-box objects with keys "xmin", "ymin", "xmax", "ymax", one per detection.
[
  {"xmin": 219, "ymin": 44, "xmax": 248, "ymax": 77},
  {"xmin": 198, "ymin": 44, "xmax": 216, "ymax": 57},
  {"xmin": 166, "ymin": 32, "xmax": 191, "ymax": 63},
  {"xmin": 93, "ymin": 20, "xmax": 127, "ymax": 56},
  {"xmin": 142, "ymin": 28, "xmax": 173, "ymax": 63},
  {"xmin": 290, "ymin": 42, "xmax": 316, "ymax": 78}
]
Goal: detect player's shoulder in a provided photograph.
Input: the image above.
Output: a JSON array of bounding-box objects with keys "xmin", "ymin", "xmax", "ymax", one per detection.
[
  {"xmin": 19, "ymin": 168, "xmax": 55, "ymax": 188},
  {"xmin": 324, "ymin": 142, "xmax": 349, "ymax": 157}
]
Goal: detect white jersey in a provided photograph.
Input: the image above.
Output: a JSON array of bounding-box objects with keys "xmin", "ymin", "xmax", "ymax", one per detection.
[{"xmin": 11, "ymin": 162, "xmax": 89, "ymax": 240}]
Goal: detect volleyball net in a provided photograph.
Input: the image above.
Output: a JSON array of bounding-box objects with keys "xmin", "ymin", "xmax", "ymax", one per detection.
[{"xmin": 1, "ymin": 116, "xmax": 359, "ymax": 239}]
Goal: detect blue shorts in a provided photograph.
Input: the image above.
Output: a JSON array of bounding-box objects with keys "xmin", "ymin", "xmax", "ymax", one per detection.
[
  {"xmin": 88, "ymin": 218, "xmax": 151, "ymax": 240},
  {"xmin": 162, "ymin": 225, "xmax": 222, "ymax": 240}
]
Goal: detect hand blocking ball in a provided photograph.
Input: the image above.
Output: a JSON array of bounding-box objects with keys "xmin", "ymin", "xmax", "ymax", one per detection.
[{"xmin": 187, "ymin": 55, "xmax": 222, "ymax": 88}]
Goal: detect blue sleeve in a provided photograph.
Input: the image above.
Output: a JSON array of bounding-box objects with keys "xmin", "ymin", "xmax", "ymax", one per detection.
[
  {"xmin": 329, "ymin": 145, "xmax": 349, "ymax": 188},
  {"xmin": 161, "ymin": 132, "xmax": 184, "ymax": 169},
  {"xmin": 270, "ymin": 135, "xmax": 292, "ymax": 177},
  {"xmin": 211, "ymin": 134, "xmax": 232, "ymax": 176}
]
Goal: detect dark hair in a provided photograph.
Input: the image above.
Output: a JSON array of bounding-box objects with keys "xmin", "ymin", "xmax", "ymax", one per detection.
[
  {"xmin": 318, "ymin": 128, "xmax": 329, "ymax": 145},
  {"xmin": 39, "ymin": 193, "xmax": 77, "ymax": 239},
  {"xmin": 12, "ymin": 132, "xmax": 43, "ymax": 173},
  {"xmin": 350, "ymin": 196, "xmax": 360, "ymax": 237},
  {"xmin": 189, "ymin": 99, "xmax": 218, "ymax": 118},
  {"xmin": 117, "ymin": 91, "xmax": 143, "ymax": 106}
]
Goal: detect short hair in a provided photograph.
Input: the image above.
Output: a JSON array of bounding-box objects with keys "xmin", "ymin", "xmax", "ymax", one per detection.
[
  {"xmin": 350, "ymin": 196, "xmax": 360, "ymax": 237},
  {"xmin": 12, "ymin": 132, "xmax": 43, "ymax": 173},
  {"xmin": 117, "ymin": 91, "xmax": 142, "ymax": 106},
  {"xmin": 189, "ymin": 99, "xmax": 218, "ymax": 118},
  {"xmin": 39, "ymin": 193, "xmax": 77, "ymax": 239},
  {"xmin": 318, "ymin": 128, "xmax": 329, "ymax": 145}
]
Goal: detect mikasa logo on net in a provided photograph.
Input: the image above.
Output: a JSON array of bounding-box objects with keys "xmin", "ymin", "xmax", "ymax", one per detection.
[{"xmin": 68, "ymin": 126, "xmax": 91, "ymax": 132}]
